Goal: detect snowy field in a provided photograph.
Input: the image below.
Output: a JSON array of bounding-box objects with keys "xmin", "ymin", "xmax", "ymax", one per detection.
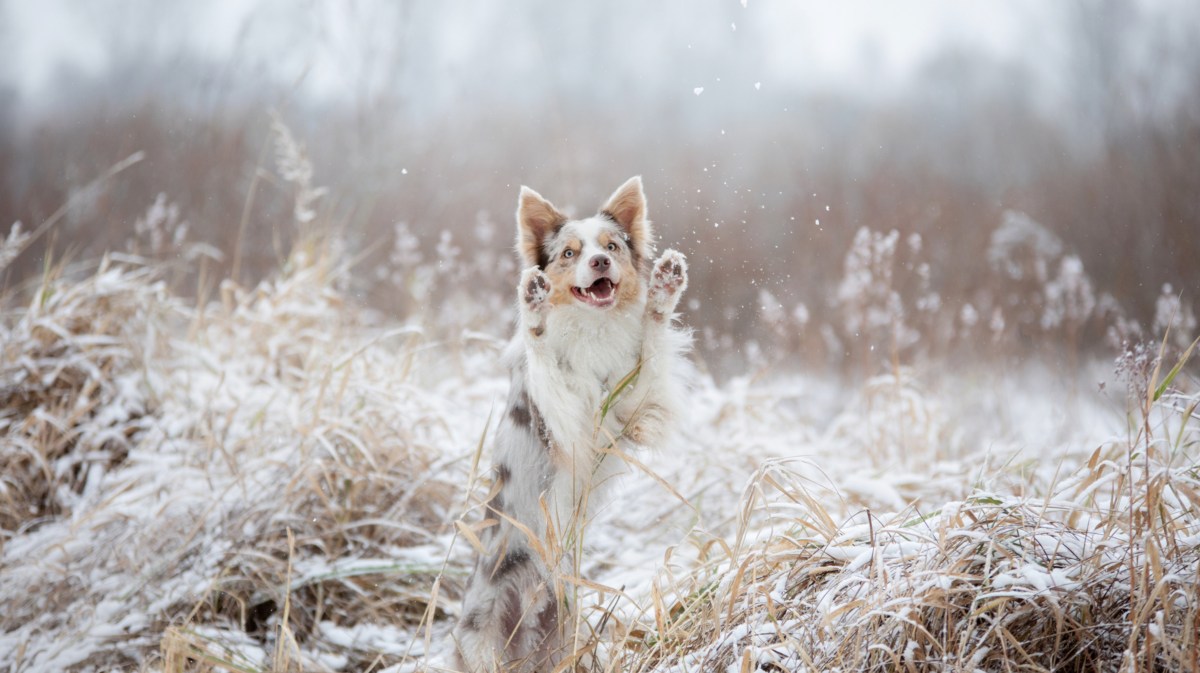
[
  {"xmin": 1, "ymin": 230, "xmax": 1197, "ymax": 673},
  {"xmin": 4, "ymin": 3, "xmax": 1200, "ymax": 670}
]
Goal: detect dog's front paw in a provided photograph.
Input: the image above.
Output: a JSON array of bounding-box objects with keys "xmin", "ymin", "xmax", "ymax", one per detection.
[
  {"xmin": 647, "ymin": 249, "xmax": 688, "ymax": 321},
  {"xmin": 519, "ymin": 266, "xmax": 552, "ymax": 336}
]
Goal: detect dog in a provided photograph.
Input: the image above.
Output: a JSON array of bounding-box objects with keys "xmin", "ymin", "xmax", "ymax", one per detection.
[{"xmin": 452, "ymin": 176, "xmax": 690, "ymax": 672}]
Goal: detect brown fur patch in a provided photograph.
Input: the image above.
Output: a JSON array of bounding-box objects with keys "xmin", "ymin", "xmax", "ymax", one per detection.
[
  {"xmin": 615, "ymin": 268, "xmax": 642, "ymax": 306},
  {"xmin": 509, "ymin": 393, "xmax": 533, "ymax": 429},
  {"xmin": 517, "ymin": 187, "xmax": 567, "ymax": 269},
  {"xmin": 490, "ymin": 548, "xmax": 531, "ymax": 580},
  {"xmin": 460, "ymin": 606, "xmax": 485, "ymax": 632},
  {"xmin": 529, "ymin": 400, "xmax": 550, "ymax": 445},
  {"xmin": 538, "ymin": 236, "xmax": 582, "ymax": 308},
  {"xmin": 500, "ymin": 587, "xmax": 522, "ymax": 640},
  {"xmin": 535, "ymin": 599, "xmax": 558, "ymax": 637}
]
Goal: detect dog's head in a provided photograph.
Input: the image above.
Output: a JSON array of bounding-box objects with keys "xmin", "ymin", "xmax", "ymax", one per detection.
[{"xmin": 516, "ymin": 176, "xmax": 654, "ymax": 312}]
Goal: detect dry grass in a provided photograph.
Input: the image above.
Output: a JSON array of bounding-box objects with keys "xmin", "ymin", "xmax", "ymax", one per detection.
[
  {"xmin": 0, "ymin": 232, "xmax": 1197, "ymax": 672},
  {"xmin": 616, "ymin": 441, "xmax": 1200, "ymax": 672},
  {"xmin": 0, "ymin": 241, "xmax": 477, "ymax": 671},
  {"xmin": 0, "ymin": 258, "xmax": 172, "ymax": 533},
  {"xmin": 1, "ymin": 122, "xmax": 1197, "ymax": 671},
  {"xmin": 525, "ymin": 363, "xmax": 1195, "ymax": 673}
]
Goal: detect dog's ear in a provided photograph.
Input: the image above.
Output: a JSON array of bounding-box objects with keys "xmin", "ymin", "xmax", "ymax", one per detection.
[
  {"xmin": 516, "ymin": 186, "xmax": 567, "ymax": 269},
  {"xmin": 601, "ymin": 176, "xmax": 654, "ymax": 261}
]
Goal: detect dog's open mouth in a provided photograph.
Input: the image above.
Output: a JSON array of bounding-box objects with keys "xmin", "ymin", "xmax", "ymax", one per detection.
[{"xmin": 571, "ymin": 278, "xmax": 617, "ymax": 308}]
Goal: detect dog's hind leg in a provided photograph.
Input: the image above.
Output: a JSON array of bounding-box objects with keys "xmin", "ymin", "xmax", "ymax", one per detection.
[
  {"xmin": 454, "ymin": 348, "xmax": 567, "ymax": 672},
  {"xmin": 454, "ymin": 535, "xmax": 562, "ymax": 672}
]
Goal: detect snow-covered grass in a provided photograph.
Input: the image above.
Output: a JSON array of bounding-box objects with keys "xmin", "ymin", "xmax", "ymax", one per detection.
[
  {"xmin": 2, "ymin": 233, "xmax": 1197, "ymax": 673},
  {"xmin": 1, "ymin": 244, "xmax": 472, "ymax": 671}
]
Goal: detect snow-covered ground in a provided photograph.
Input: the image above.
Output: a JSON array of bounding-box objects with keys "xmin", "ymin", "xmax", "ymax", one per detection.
[{"xmin": 1, "ymin": 246, "xmax": 1197, "ymax": 673}]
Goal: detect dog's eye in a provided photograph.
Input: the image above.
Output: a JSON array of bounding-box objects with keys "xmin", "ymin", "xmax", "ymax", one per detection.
[
  {"xmin": 606, "ymin": 242, "xmax": 618, "ymax": 251},
  {"xmin": 563, "ymin": 250, "xmax": 575, "ymax": 258}
]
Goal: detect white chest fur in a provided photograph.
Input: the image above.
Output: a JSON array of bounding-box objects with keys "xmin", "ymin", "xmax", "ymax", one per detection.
[{"xmin": 523, "ymin": 303, "xmax": 646, "ymax": 462}]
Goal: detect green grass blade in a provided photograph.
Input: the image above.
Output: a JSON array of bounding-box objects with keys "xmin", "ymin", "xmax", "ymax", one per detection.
[
  {"xmin": 1154, "ymin": 334, "xmax": 1200, "ymax": 402},
  {"xmin": 600, "ymin": 357, "xmax": 642, "ymax": 423}
]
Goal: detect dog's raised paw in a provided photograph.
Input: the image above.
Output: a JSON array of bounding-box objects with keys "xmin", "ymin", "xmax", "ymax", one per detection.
[
  {"xmin": 648, "ymin": 249, "xmax": 688, "ymax": 319},
  {"xmin": 519, "ymin": 266, "xmax": 552, "ymax": 336},
  {"xmin": 521, "ymin": 267, "xmax": 551, "ymax": 308}
]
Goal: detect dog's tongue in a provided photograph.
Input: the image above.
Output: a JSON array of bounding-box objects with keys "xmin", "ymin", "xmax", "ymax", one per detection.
[{"xmin": 589, "ymin": 278, "xmax": 614, "ymax": 299}]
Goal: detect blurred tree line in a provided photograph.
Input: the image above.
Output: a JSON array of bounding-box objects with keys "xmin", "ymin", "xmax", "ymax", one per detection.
[{"xmin": 1, "ymin": 1, "xmax": 1197, "ymax": 371}]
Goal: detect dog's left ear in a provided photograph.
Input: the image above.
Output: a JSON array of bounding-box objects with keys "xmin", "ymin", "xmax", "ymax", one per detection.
[{"xmin": 601, "ymin": 176, "xmax": 654, "ymax": 261}]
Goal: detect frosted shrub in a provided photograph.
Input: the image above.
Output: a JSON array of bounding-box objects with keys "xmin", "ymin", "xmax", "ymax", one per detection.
[
  {"xmin": 1153, "ymin": 283, "xmax": 1198, "ymax": 352},
  {"xmin": 837, "ymin": 227, "xmax": 898, "ymax": 336},
  {"xmin": 431, "ymin": 218, "xmax": 518, "ymax": 331},
  {"xmin": 374, "ymin": 221, "xmax": 429, "ymax": 312},
  {"xmin": 987, "ymin": 210, "xmax": 1063, "ymax": 283},
  {"xmin": 464, "ymin": 212, "xmax": 515, "ymax": 325},
  {"xmin": 791, "ymin": 302, "xmax": 809, "ymax": 329},
  {"xmin": 1042, "ymin": 254, "xmax": 1097, "ymax": 365},
  {"xmin": 1041, "ymin": 255, "xmax": 1095, "ymax": 332},
  {"xmin": 987, "ymin": 211, "xmax": 1064, "ymax": 340},
  {"xmin": 434, "ymin": 230, "xmax": 460, "ymax": 275},
  {"xmin": 959, "ymin": 302, "xmax": 979, "ymax": 331},
  {"xmin": 758, "ymin": 288, "xmax": 786, "ymax": 332},
  {"xmin": 389, "ymin": 221, "xmax": 423, "ymax": 274},
  {"xmin": 1106, "ymin": 313, "xmax": 1144, "ymax": 352},
  {"xmin": 129, "ymin": 193, "xmax": 188, "ymax": 257},
  {"xmin": 836, "ymin": 227, "xmax": 917, "ymax": 365},
  {"xmin": 989, "ymin": 306, "xmax": 1006, "ymax": 342},
  {"xmin": 473, "ymin": 209, "xmax": 496, "ymax": 244},
  {"xmin": 374, "ymin": 214, "xmax": 515, "ymax": 333},
  {"xmin": 1095, "ymin": 292, "xmax": 1129, "ymax": 348},
  {"xmin": 912, "ymin": 262, "xmax": 940, "ymax": 315},
  {"xmin": 758, "ymin": 288, "xmax": 789, "ymax": 346},
  {"xmin": 755, "ymin": 289, "xmax": 811, "ymax": 366},
  {"xmin": 906, "ymin": 231, "xmax": 922, "ymax": 256}
]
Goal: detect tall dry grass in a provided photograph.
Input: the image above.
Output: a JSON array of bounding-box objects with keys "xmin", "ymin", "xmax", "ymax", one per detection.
[
  {"xmin": 1, "ymin": 128, "xmax": 483, "ymax": 670},
  {"xmin": 0, "ymin": 240, "xmax": 486, "ymax": 671},
  {"xmin": 558, "ymin": 356, "xmax": 1200, "ymax": 673},
  {"xmin": 2, "ymin": 232, "xmax": 1197, "ymax": 672},
  {"xmin": 1, "ymin": 117, "xmax": 1197, "ymax": 673}
]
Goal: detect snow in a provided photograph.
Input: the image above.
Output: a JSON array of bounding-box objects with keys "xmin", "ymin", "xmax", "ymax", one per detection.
[
  {"xmin": 1, "ymin": 250, "xmax": 1196, "ymax": 672},
  {"xmin": 318, "ymin": 621, "xmax": 423, "ymax": 656}
]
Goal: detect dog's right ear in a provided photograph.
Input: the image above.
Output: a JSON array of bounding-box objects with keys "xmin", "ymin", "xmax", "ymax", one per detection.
[{"xmin": 516, "ymin": 186, "xmax": 567, "ymax": 269}]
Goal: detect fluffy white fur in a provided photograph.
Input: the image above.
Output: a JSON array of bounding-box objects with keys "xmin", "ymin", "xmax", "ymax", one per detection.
[{"xmin": 453, "ymin": 177, "xmax": 690, "ymax": 672}]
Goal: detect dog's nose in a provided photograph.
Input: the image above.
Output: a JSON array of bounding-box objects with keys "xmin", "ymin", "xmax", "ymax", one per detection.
[{"xmin": 590, "ymin": 254, "xmax": 611, "ymax": 270}]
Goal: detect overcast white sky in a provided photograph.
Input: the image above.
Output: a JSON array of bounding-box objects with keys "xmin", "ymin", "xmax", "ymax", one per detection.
[{"xmin": 2, "ymin": 0, "xmax": 1044, "ymax": 106}]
